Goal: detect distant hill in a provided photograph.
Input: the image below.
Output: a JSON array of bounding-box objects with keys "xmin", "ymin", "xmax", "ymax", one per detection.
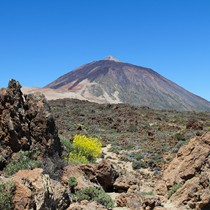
[{"xmin": 44, "ymin": 56, "xmax": 210, "ymax": 111}]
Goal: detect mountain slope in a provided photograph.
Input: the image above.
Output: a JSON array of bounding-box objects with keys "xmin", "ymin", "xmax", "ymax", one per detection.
[{"xmin": 45, "ymin": 56, "xmax": 210, "ymax": 111}]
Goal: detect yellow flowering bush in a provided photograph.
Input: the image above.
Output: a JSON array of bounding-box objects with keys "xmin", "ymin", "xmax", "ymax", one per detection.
[
  {"xmin": 71, "ymin": 134, "xmax": 102, "ymax": 162},
  {"xmin": 68, "ymin": 152, "xmax": 89, "ymax": 164}
]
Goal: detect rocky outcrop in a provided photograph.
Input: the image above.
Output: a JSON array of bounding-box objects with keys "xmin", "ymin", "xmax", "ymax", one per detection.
[
  {"xmin": 62, "ymin": 159, "xmax": 119, "ymax": 192},
  {"xmin": 96, "ymin": 159, "xmax": 119, "ymax": 191},
  {"xmin": 0, "ymin": 80, "xmax": 62, "ymax": 170},
  {"xmin": 154, "ymin": 132, "xmax": 210, "ymax": 209},
  {"xmin": 62, "ymin": 165, "xmax": 98, "ymax": 191},
  {"xmin": 113, "ymin": 174, "xmax": 140, "ymax": 193},
  {"xmin": 67, "ymin": 200, "xmax": 106, "ymax": 210},
  {"xmin": 1, "ymin": 168, "xmax": 70, "ymax": 210},
  {"xmin": 116, "ymin": 193, "xmax": 162, "ymax": 210}
]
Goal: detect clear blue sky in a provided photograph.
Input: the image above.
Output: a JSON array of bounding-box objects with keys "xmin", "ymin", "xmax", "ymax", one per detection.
[{"xmin": 0, "ymin": 0, "xmax": 210, "ymax": 101}]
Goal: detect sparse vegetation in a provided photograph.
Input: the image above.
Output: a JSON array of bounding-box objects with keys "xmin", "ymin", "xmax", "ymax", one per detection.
[
  {"xmin": 50, "ymin": 98, "xmax": 210, "ymax": 170},
  {"xmin": 0, "ymin": 181, "xmax": 15, "ymax": 210},
  {"xmin": 4, "ymin": 151, "xmax": 40, "ymax": 177},
  {"xmin": 1, "ymin": 87, "xmax": 210, "ymax": 210},
  {"xmin": 72, "ymin": 186, "xmax": 114, "ymax": 209},
  {"xmin": 141, "ymin": 191, "xmax": 153, "ymax": 196}
]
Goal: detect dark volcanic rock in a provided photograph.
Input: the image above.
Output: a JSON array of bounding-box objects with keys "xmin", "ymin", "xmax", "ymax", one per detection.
[{"xmin": 0, "ymin": 80, "xmax": 62, "ymax": 170}]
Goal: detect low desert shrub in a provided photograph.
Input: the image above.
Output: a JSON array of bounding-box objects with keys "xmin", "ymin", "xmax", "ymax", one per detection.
[
  {"xmin": 0, "ymin": 181, "xmax": 15, "ymax": 210},
  {"xmin": 108, "ymin": 145, "xmax": 120, "ymax": 154},
  {"xmin": 4, "ymin": 151, "xmax": 40, "ymax": 177},
  {"xmin": 175, "ymin": 141, "xmax": 187, "ymax": 150},
  {"xmin": 141, "ymin": 191, "xmax": 153, "ymax": 196},
  {"xmin": 72, "ymin": 186, "xmax": 114, "ymax": 209},
  {"xmin": 148, "ymin": 153, "xmax": 162, "ymax": 167},
  {"xmin": 134, "ymin": 152, "xmax": 144, "ymax": 161},
  {"xmin": 174, "ymin": 132, "xmax": 186, "ymax": 141},
  {"xmin": 68, "ymin": 176, "xmax": 77, "ymax": 193},
  {"xmin": 68, "ymin": 176, "xmax": 77, "ymax": 188},
  {"xmin": 132, "ymin": 160, "xmax": 147, "ymax": 169},
  {"xmin": 60, "ymin": 135, "xmax": 73, "ymax": 153},
  {"xmin": 168, "ymin": 183, "xmax": 183, "ymax": 197}
]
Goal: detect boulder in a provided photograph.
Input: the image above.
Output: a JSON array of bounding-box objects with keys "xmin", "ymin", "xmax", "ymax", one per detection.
[
  {"xmin": 0, "ymin": 80, "xmax": 62, "ymax": 170},
  {"xmin": 113, "ymin": 174, "xmax": 140, "ymax": 193},
  {"xmin": 62, "ymin": 159, "xmax": 119, "ymax": 192},
  {"xmin": 96, "ymin": 159, "xmax": 119, "ymax": 191},
  {"xmin": 8, "ymin": 168, "xmax": 70, "ymax": 210},
  {"xmin": 68, "ymin": 200, "xmax": 106, "ymax": 210},
  {"xmin": 62, "ymin": 165, "xmax": 98, "ymax": 191},
  {"xmin": 116, "ymin": 193, "xmax": 162, "ymax": 210}
]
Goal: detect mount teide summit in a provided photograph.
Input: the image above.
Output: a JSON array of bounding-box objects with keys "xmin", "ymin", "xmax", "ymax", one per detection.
[{"xmin": 45, "ymin": 56, "xmax": 210, "ymax": 111}]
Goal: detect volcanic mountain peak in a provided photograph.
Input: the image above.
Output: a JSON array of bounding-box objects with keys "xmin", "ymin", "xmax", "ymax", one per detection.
[
  {"xmin": 44, "ymin": 58, "xmax": 210, "ymax": 111},
  {"xmin": 103, "ymin": 55, "xmax": 120, "ymax": 62}
]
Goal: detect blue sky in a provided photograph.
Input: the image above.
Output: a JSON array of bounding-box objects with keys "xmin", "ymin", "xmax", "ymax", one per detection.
[{"xmin": 0, "ymin": 0, "xmax": 210, "ymax": 101}]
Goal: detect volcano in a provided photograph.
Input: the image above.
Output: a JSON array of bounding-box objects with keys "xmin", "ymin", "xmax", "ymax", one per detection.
[{"xmin": 44, "ymin": 56, "xmax": 210, "ymax": 111}]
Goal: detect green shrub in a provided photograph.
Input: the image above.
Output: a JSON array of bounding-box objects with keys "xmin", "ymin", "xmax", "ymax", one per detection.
[
  {"xmin": 148, "ymin": 154, "xmax": 162, "ymax": 167},
  {"xmin": 60, "ymin": 135, "xmax": 73, "ymax": 153},
  {"xmin": 4, "ymin": 151, "xmax": 40, "ymax": 177},
  {"xmin": 141, "ymin": 191, "xmax": 153, "ymax": 196},
  {"xmin": 108, "ymin": 145, "xmax": 120, "ymax": 154},
  {"xmin": 134, "ymin": 152, "xmax": 144, "ymax": 161},
  {"xmin": 68, "ymin": 176, "xmax": 77, "ymax": 188},
  {"xmin": 174, "ymin": 133, "xmax": 185, "ymax": 141},
  {"xmin": 175, "ymin": 141, "xmax": 187, "ymax": 150},
  {"xmin": 72, "ymin": 186, "xmax": 114, "ymax": 209},
  {"xmin": 0, "ymin": 181, "xmax": 15, "ymax": 210},
  {"xmin": 168, "ymin": 183, "xmax": 183, "ymax": 197},
  {"xmin": 68, "ymin": 176, "xmax": 77, "ymax": 193},
  {"xmin": 132, "ymin": 160, "xmax": 147, "ymax": 169}
]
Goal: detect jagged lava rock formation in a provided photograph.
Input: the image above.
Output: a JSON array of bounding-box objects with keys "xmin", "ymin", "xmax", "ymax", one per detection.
[
  {"xmin": 45, "ymin": 56, "xmax": 210, "ymax": 111},
  {"xmin": 0, "ymin": 80, "xmax": 62, "ymax": 170}
]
